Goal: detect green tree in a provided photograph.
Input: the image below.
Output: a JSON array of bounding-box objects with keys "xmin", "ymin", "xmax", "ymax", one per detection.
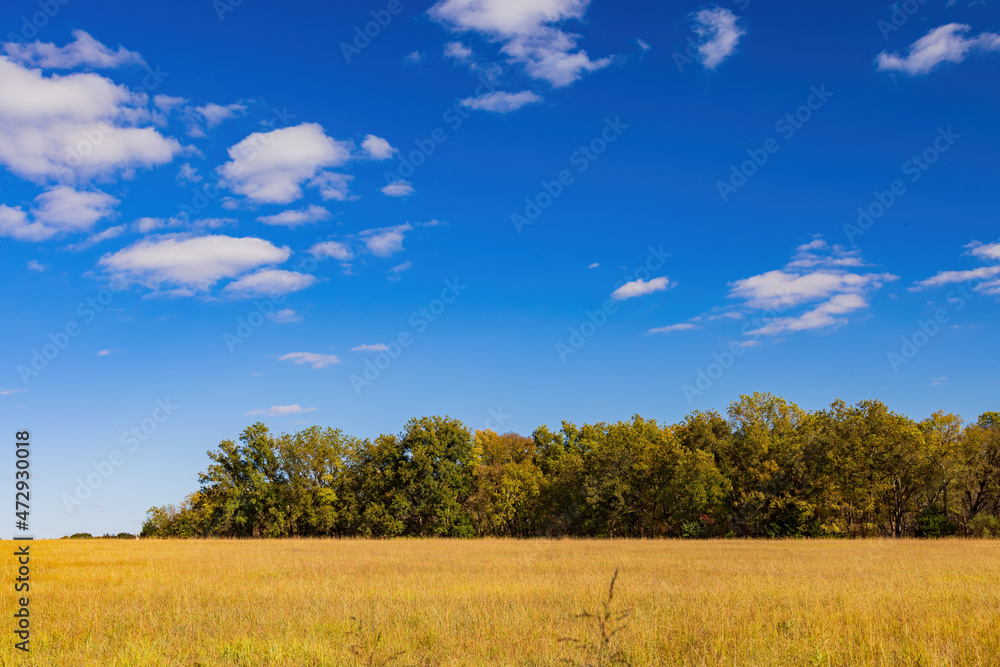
[
  {"xmin": 466, "ymin": 430, "xmax": 542, "ymax": 536},
  {"xmin": 396, "ymin": 416, "xmax": 477, "ymax": 537}
]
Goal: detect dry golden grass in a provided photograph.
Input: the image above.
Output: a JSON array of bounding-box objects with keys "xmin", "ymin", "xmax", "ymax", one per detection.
[{"xmin": 1, "ymin": 539, "xmax": 998, "ymax": 666}]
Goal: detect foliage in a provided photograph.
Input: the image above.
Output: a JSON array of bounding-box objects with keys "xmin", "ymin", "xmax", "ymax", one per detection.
[
  {"xmin": 968, "ymin": 513, "xmax": 1000, "ymax": 538},
  {"xmin": 142, "ymin": 396, "xmax": 1000, "ymax": 539}
]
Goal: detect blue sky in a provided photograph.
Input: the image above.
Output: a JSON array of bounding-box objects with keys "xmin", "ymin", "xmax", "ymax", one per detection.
[{"xmin": 0, "ymin": 0, "xmax": 998, "ymax": 537}]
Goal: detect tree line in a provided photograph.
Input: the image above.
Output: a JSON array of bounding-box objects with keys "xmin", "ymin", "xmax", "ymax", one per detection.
[{"xmin": 141, "ymin": 393, "xmax": 1000, "ymax": 539}]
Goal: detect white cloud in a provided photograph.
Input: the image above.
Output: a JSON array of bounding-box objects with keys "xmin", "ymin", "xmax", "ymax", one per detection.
[
  {"xmin": 979, "ymin": 279, "xmax": 1000, "ymax": 296},
  {"xmin": 183, "ymin": 102, "xmax": 246, "ymax": 137},
  {"xmin": 877, "ymin": 23, "xmax": 1000, "ymax": 75},
  {"xmin": 405, "ymin": 50, "xmax": 423, "ymax": 63},
  {"xmin": 177, "ymin": 163, "xmax": 201, "ymax": 183},
  {"xmin": 100, "ymin": 234, "xmax": 291, "ymax": 292},
  {"xmin": 154, "ymin": 95, "xmax": 186, "ymax": 112},
  {"xmin": 611, "ymin": 276, "xmax": 672, "ymax": 301},
  {"xmin": 588, "ymin": 262, "xmax": 599, "ymax": 269},
  {"xmin": 131, "ymin": 215, "xmax": 234, "ymax": 233},
  {"xmin": 269, "ymin": 309, "xmax": 302, "ymax": 323},
  {"xmin": 195, "ymin": 102, "xmax": 245, "ymax": 127},
  {"xmin": 245, "ymin": 404, "xmax": 317, "ymax": 417},
  {"xmin": 389, "ymin": 260, "xmax": 413, "ymax": 274},
  {"xmin": 429, "ymin": 0, "xmax": 612, "ymax": 87},
  {"xmin": 445, "ymin": 41, "xmax": 474, "ymax": 61},
  {"xmin": 967, "ymin": 240, "xmax": 1000, "ymax": 262},
  {"xmin": 32, "ymin": 186, "xmax": 118, "ymax": 231},
  {"xmin": 691, "ymin": 7, "xmax": 745, "ymax": 70},
  {"xmin": 361, "ymin": 223, "xmax": 412, "ymax": 257},
  {"xmin": 0, "ymin": 186, "xmax": 118, "ymax": 241},
  {"xmin": 97, "ymin": 349, "xmax": 114, "ymax": 356},
  {"xmin": 636, "ymin": 38, "xmax": 651, "ymax": 52},
  {"xmin": 361, "ymin": 134, "xmax": 396, "ymax": 160},
  {"xmin": 648, "ymin": 323, "xmax": 698, "ymax": 334},
  {"xmin": 27, "ymin": 260, "xmax": 45, "ymax": 272},
  {"xmin": 460, "ymin": 90, "xmax": 542, "ymax": 113},
  {"xmin": 381, "ymin": 180, "xmax": 414, "ymax": 197},
  {"xmin": 730, "ymin": 239, "xmax": 895, "ymax": 336},
  {"xmin": 256, "ymin": 205, "xmax": 331, "ymax": 227},
  {"xmin": 309, "ymin": 172, "xmax": 355, "ymax": 201},
  {"xmin": 730, "ymin": 270, "xmax": 889, "ymax": 310},
  {"xmin": 278, "ymin": 352, "xmax": 341, "ymax": 369},
  {"xmin": 0, "ymin": 55, "xmax": 181, "ymax": 183},
  {"xmin": 911, "ymin": 265, "xmax": 1000, "ymax": 289},
  {"xmin": 310, "ymin": 240, "xmax": 354, "ymax": 262},
  {"xmin": 0, "ymin": 206, "xmax": 45, "ymax": 242},
  {"xmin": 352, "ymin": 343, "xmax": 389, "ymax": 352},
  {"xmin": 223, "ymin": 269, "xmax": 318, "ymax": 297},
  {"xmin": 218, "ymin": 123, "xmax": 352, "ymax": 204},
  {"xmin": 3, "ymin": 30, "xmax": 144, "ymax": 69},
  {"xmin": 64, "ymin": 223, "xmax": 127, "ymax": 251},
  {"xmin": 910, "ymin": 239, "xmax": 1000, "ymax": 295},
  {"xmin": 746, "ymin": 293, "xmax": 869, "ymax": 336},
  {"xmin": 0, "ymin": 388, "xmax": 25, "ymax": 394}
]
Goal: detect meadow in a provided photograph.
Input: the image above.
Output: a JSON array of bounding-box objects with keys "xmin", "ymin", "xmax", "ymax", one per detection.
[{"xmin": 2, "ymin": 539, "xmax": 999, "ymax": 666}]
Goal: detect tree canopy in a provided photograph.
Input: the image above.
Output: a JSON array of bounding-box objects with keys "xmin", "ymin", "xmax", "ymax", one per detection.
[{"xmin": 142, "ymin": 394, "xmax": 1000, "ymax": 539}]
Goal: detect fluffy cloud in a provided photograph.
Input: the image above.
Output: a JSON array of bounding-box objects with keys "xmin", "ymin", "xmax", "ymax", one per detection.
[
  {"xmin": 611, "ymin": 276, "xmax": 672, "ymax": 301},
  {"xmin": 445, "ymin": 41, "xmax": 474, "ymax": 62},
  {"xmin": 256, "ymin": 205, "xmax": 331, "ymax": 227},
  {"xmin": 245, "ymin": 404, "xmax": 317, "ymax": 417},
  {"xmin": 32, "ymin": 186, "xmax": 118, "ymax": 231},
  {"xmin": 278, "ymin": 352, "xmax": 341, "ymax": 369},
  {"xmin": 194, "ymin": 102, "xmax": 245, "ymax": 127},
  {"xmin": 222, "ymin": 269, "xmax": 318, "ymax": 297},
  {"xmin": 691, "ymin": 8, "xmax": 746, "ymax": 70},
  {"xmin": 0, "ymin": 54, "xmax": 181, "ymax": 182},
  {"xmin": 177, "ymin": 163, "xmax": 201, "ymax": 183},
  {"xmin": 389, "ymin": 260, "xmax": 413, "ymax": 274},
  {"xmin": 218, "ymin": 123, "xmax": 352, "ymax": 204},
  {"xmin": 0, "ymin": 206, "xmax": 46, "ymax": 241},
  {"xmin": 381, "ymin": 180, "xmax": 414, "ymax": 197},
  {"xmin": 309, "ymin": 172, "xmax": 354, "ymax": 201},
  {"xmin": 730, "ymin": 240, "xmax": 896, "ymax": 336},
  {"xmin": 460, "ymin": 90, "xmax": 542, "ymax": 112},
  {"xmin": 309, "ymin": 240, "xmax": 354, "ymax": 262},
  {"xmin": 99, "ymin": 234, "xmax": 291, "ymax": 293},
  {"xmin": 877, "ymin": 23, "xmax": 1000, "ymax": 75},
  {"xmin": 429, "ymin": 0, "xmax": 611, "ymax": 87},
  {"xmin": 967, "ymin": 240, "xmax": 1000, "ymax": 262},
  {"xmin": 0, "ymin": 186, "xmax": 118, "ymax": 241},
  {"xmin": 361, "ymin": 223, "xmax": 413, "ymax": 257},
  {"xmin": 361, "ymin": 135, "xmax": 396, "ymax": 160},
  {"xmin": 183, "ymin": 102, "xmax": 246, "ymax": 137},
  {"xmin": 731, "ymin": 270, "xmax": 883, "ymax": 311},
  {"xmin": 3, "ymin": 30, "xmax": 144, "ymax": 69}
]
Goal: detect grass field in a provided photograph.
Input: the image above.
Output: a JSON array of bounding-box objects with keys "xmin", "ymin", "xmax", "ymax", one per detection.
[{"xmin": 2, "ymin": 539, "xmax": 999, "ymax": 666}]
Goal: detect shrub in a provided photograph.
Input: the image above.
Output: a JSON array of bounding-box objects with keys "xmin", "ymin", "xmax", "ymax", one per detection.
[
  {"xmin": 916, "ymin": 505, "xmax": 958, "ymax": 538},
  {"xmin": 968, "ymin": 513, "xmax": 1000, "ymax": 538}
]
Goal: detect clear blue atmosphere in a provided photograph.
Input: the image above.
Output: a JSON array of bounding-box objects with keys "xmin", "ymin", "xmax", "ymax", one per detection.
[{"xmin": 0, "ymin": 0, "xmax": 997, "ymax": 537}]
